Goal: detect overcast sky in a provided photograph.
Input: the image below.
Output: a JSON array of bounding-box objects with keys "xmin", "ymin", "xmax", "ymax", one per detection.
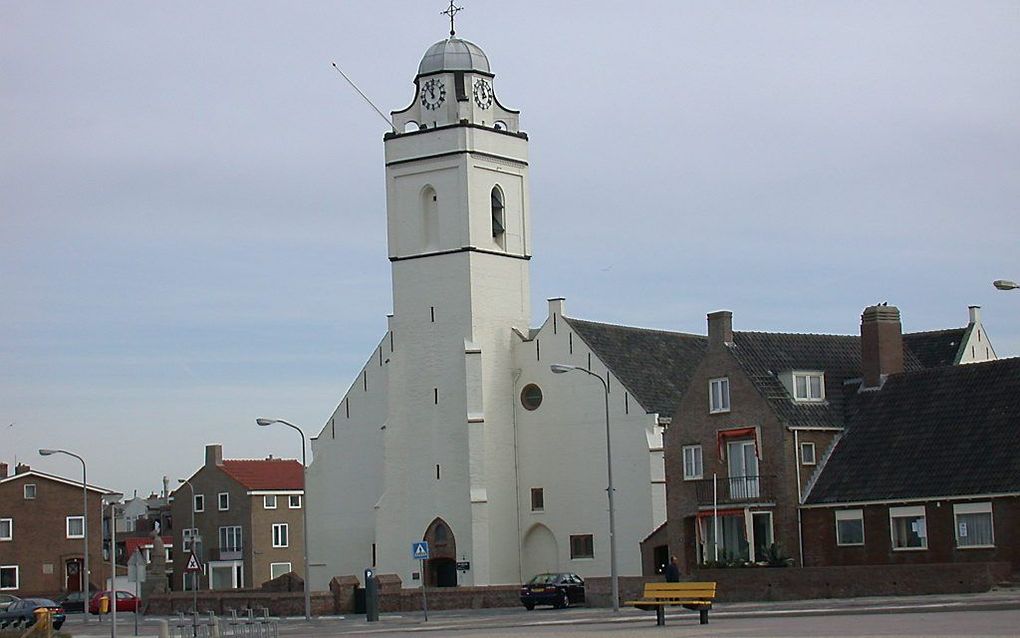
[{"xmin": 2, "ymin": 1, "xmax": 1018, "ymax": 496}]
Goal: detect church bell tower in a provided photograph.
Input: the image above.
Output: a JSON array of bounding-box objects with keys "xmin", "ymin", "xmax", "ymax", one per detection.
[{"xmin": 374, "ymin": 29, "xmax": 533, "ymax": 586}]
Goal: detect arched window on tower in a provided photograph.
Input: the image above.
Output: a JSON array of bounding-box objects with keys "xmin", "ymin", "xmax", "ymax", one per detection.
[
  {"xmin": 491, "ymin": 185, "xmax": 505, "ymax": 248},
  {"xmin": 422, "ymin": 186, "xmax": 439, "ymax": 251}
]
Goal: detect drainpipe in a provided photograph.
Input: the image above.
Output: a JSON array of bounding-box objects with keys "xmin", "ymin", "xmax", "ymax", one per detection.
[
  {"xmin": 511, "ymin": 369, "xmax": 523, "ymax": 583},
  {"xmin": 794, "ymin": 430, "xmax": 805, "ymax": 568}
]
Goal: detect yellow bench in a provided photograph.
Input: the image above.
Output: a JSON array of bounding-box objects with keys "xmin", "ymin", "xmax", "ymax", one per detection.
[{"xmin": 624, "ymin": 581, "xmax": 716, "ymax": 626}]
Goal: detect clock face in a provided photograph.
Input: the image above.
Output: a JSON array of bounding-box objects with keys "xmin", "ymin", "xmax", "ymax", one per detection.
[
  {"xmin": 473, "ymin": 78, "xmax": 493, "ymax": 110},
  {"xmin": 421, "ymin": 78, "xmax": 446, "ymax": 111}
]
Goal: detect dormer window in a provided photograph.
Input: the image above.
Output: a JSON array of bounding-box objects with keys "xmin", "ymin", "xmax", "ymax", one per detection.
[{"xmin": 793, "ymin": 372, "xmax": 824, "ymax": 402}]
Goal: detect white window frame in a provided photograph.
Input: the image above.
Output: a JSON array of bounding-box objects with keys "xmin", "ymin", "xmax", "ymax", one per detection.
[
  {"xmin": 889, "ymin": 505, "xmax": 927, "ymax": 550},
  {"xmin": 682, "ymin": 445, "xmax": 703, "ymax": 480},
  {"xmin": 218, "ymin": 492, "xmax": 230, "ymax": 511},
  {"xmin": 272, "ymin": 523, "xmax": 289, "ymax": 548},
  {"xmin": 218, "ymin": 525, "xmax": 243, "ymax": 552},
  {"xmin": 194, "ymin": 494, "xmax": 205, "ymax": 513},
  {"xmin": 66, "ymin": 515, "xmax": 85, "ymax": 539},
  {"xmin": 800, "ymin": 442, "xmax": 816, "ymax": 465},
  {"xmin": 264, "ymin": 495, "xmax": 277, "ymax": 509},
  {"xmin": 288, "ymin": 495, "xmax": 301, "ymax": 509},
  {"xmin": 709, "ymin": 377, "xmax": 730, "ymax": 413},
  {"xmin": 182, "ymin": 527, "xmax": 198, "ymax": 551},
  {"xmin": 834, "ymin": 509, "xmax": 865, "ymax": 546},
  {"xmin": 792, "ymin": 371, "xmax": 825, "ymax": 402},
  {"xmin": 24, "ymin": 484, "xmax": 36, "ymax": 500},
  {"xmin": 953, "ymin": 502, "xmax": 994, "ymax": 549},
  {"xmin": 0, "ymin": 565, "xmax": 18, "ymax": 590},
  {"xmin": 0, "ymin": 518, "xmax": 11, "ymax": 541},
  {"xmin": 269, "ymin": 562, "xmax": 292, "ymax": 580}
]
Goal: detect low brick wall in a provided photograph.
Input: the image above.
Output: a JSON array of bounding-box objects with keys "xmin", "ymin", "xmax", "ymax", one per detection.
[
  {"xmin": 689, "ymin": 562, "xmax": 1011, "ymax": 602},
  {"xmin": 143, "ymin": 591, "xmax": 337, "ymax": 617}
]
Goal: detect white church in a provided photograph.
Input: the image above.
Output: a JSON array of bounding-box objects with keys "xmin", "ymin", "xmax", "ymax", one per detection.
[{"xmin": 305, "ymin": 31, "xmax": 678, "ymax": 589}]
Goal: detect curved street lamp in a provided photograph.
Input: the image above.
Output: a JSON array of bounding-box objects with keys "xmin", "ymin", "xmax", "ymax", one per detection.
[
  {"xmin": 255, "ymin": 418, "xmax": 311, "ymax": 621},
  {"xmin": 39, "ymin": 449, "xmax": 90, "ymax": 621},
  {"xmin": 549, "ymin": 364, "xmax": 619, "ymax": 613}
]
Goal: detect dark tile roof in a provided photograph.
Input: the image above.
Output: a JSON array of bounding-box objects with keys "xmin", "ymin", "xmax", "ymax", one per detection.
[
  {"xmin": 806, "ymin": 357, "xmax": 1020, "ymax": 504},
  {"xmin": 561, "ymin": 317, "xmax": 707, "ymax": 418},
  {"xmin": 903, "ymin": 327, "xmax": 969, "ymax": 368}
]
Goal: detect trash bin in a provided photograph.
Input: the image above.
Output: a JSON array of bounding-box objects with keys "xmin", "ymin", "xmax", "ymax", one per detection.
[{"xmin": 99, "ymin": 595, "xmax": 110, "ymax": 614}]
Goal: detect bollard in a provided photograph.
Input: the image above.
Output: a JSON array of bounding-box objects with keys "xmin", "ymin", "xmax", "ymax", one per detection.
[
  {"xmin": 145, "ymin": 618, "xmax": 170, "ymax": 638},
  {"xmin": 364, "ymin": 568, "xmax": 379, "ymax": 622}
]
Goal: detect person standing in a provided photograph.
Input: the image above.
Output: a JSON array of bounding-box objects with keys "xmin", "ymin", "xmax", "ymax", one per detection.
[{"xmin": 665, "ymin": 555, "xmax": 680, "ymax": 582}]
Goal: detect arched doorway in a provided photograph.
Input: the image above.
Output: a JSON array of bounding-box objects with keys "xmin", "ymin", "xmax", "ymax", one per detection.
[
  {"xmin": 521, "ymin": 523, "xmax": 558, "ymax": 580},
  {"xmin": 423, "ymin": 518, "xmax": 457, "ymax": 587}
]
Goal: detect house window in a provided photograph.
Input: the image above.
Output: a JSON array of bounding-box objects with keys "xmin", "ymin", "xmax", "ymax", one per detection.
[
  {"xmin": 800, "ymin": 442, "xmax": 816, "ymax": 465},
  {"xmin": 531, "ymin": 488, "xmax": 544, "ymax": 512},
  {"xmin": 272, "ymin": 523, "xmax": 289, "ymax": 548},
  {"xmin": 569, "ymin": 534, "xmax": 594, "ymax": 559},
  {"xmin": 289, "ymin": 495, "xmax": 302, "ymax": 509},
  {"xmin": 682, "ymin": 445, "xmax": 703, "ymax": 480},
  {"xmin": 270, "ymin": 562, "xmax": 292, "ymax": 580},
  {"xmin": 0, "ymin": 519, "xmax": 11, "ymax": 541},
  {"xmin": 954, "ymin": 502, "xmax": 994, "ymax": 548},
  {"xmin": 520, "ymin": 384, "xmax": 543, "ymax": 410},
  {"xmin": 66, "ymin": 516, "xmax": 85, "ymax": 539},
  {"xmin": 0, "ymin": 566, "xmax": 18, "ymax": 590},
  {"xmin": 889, "ymin": 505, "xmax": 927, "ymax": 550},
  {"xmin": 491, "ymin": 186, "xmax": 505, "ymax": 240},
  {"xmin": 264, "ymin": 495, "xmax": 277, "ymax": 509},
  {"xmin": 182, "ymin": 528, "xmax": 199, "ymax": 552},
  {"xmin": 194, "ymin": 494, "xmax": 205, "ymax": 513},
  {"xmin": 218, "ymin": 526, "xmax": 243, "ymax": 552},
  {"xmin": 218, "ymin": 492, "xmax": 230, "ymax": 511},
  {"xmin": 709, "ymin": 378, "xmax": 730, "ymax": 413},
  {"xmin": 835, "ymin": 509, "xmax": 864, "ymax": 546},
  {"xmin": 793, "ymin": 372, "xmax": 824, "ymax": 401},
  {"xmin": 24, "ymin": 484, "xmax": 36, "ymax": 500}
]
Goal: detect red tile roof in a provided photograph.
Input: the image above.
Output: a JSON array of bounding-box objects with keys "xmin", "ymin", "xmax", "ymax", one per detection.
[
  {"xmin": 124, "ymin": 536, "xmax": 172, "ymax": 555},
  {"xmin": 220, "ymin": 459, "xmax": 304, "ymax": 490}
]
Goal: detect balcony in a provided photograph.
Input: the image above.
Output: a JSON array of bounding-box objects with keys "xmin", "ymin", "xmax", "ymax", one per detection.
[
  {"xmin": 693, "ymin": 475, "xmax": 776, "ymax": 506},
  {"xmin": 211, "ymin": 545, "xmax": 243, "ymax": 561}
]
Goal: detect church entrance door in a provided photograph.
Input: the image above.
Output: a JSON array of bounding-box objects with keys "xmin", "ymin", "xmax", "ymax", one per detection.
[{"xmin": 422, "ymin": 518, "xmax": 457, "ymax": 587}]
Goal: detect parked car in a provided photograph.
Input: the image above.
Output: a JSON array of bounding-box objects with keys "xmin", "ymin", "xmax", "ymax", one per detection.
[
  {"xmin": 0, "ymin": 598, "xmax": 66, "ymax": 630},
  {"xmin": 520, "ymin": 572, "xmax": 586, "ymax": 610},
  {"xmin": 88, "ymin": 590, "xmax": 139, "ymax": 614},
  {"xmin": 54, "ymin": 590, "xmax": 90, "ymax": 613},
  {"xmin": 0, "ymin": 594, "xmax": 20, "ymax": 612}
]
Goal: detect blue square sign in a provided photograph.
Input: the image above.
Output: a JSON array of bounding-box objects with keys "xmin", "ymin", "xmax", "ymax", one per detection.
[{"xmin": 411, "ymin": 541, "xmax": 430, "ymax": 560}]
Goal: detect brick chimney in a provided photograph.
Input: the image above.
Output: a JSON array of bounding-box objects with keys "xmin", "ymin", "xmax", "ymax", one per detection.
[
  {"xmin": 206, "ymin": 444, "xmax": 224, "ymax": 467},
  {"xmin": 0, "ymin": 462, "xmax": 7, "ymax": 478},
  {"xmin": 707, "ymin": 310, "xmax": 734, "ymax": 350},
  {"xmin": 860, "ymin": 304, "xmax": 904, "ymax": 388},
  {"xmin": 14, "ymin": 463, "xmax": 30, "ymax": 474}
]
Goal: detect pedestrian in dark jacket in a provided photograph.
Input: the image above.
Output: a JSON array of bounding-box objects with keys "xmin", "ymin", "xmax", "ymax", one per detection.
[{"xmin": 665, "ymin": 555, "xmax": 680, "ymax": 582}]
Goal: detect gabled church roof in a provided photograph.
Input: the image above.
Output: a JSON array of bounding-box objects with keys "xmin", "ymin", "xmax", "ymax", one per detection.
[{"xmin": 806, "ymin": 357, "xmax": 1020, "ymax": 504}]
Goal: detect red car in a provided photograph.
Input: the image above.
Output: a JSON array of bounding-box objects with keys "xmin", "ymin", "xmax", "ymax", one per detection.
[{"xmin": 88, "ymin": 591, "xmax": 139, "ymax": 614}]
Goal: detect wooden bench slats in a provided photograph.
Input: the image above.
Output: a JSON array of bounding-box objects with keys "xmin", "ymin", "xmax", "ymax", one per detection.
[{"xmin": 625, "ymin": 581, "xmax": 716, "ymax": 627}]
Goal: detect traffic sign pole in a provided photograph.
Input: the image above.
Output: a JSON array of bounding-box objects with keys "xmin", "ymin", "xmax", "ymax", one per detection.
[{"xmin": 411, "ymin": 542, "xmax": 429, "ymax": 622}]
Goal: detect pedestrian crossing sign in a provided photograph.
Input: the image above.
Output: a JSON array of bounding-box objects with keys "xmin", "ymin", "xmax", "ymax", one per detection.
[{"xmin": 411, "ymin": 541, "xmax": 430, "ymax": 561}]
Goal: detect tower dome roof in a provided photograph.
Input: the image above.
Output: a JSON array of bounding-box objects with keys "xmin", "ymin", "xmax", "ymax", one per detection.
[{"xmin": 417, "ymin": 38, "xmax": 490, "ymax": 76}]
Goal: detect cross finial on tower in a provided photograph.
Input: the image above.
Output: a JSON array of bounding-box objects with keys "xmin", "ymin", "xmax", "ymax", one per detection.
[{"xmin": 441, "ymin": 1, "xmax": 463, "ymax": 38}]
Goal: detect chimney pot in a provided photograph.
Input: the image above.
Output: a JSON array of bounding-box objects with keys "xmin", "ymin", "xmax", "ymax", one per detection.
[
  {"xmin": 968, "ymin": 305, "xmax": 981, "ymax": 324},
  {"xmin": 860, "ymin": 304, "xmax": 904, "ymax": 388},
  {"xmin": 206, "ymin": 444, "xmax": 224, "ymax": 467},
  {"xmin": 547, "ymin": 297, "xmax": 566, "ymax": 318},
  {"xmin": 707, "ymin": 310, "xmax": 734, "ymax": 349}
]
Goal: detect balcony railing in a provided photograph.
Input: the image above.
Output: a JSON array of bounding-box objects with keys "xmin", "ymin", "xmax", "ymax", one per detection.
[
  {"xmin": 211, "ymin": 545, "xmax": 243, "ymax": 561},
  {"xmin": 693, "ymin": 475, "xmax": 775, "ymax": 506}
]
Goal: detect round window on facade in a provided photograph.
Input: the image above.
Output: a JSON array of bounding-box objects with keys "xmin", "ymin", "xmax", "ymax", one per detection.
[{"xmin": 521, "ymin": 384, "xmax": 543, "ymax": 411}]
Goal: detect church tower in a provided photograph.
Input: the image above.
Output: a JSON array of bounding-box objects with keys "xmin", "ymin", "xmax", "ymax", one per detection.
[{"xmin": 374, "ymin": 33, "xmax": 532, "ymax": 586}]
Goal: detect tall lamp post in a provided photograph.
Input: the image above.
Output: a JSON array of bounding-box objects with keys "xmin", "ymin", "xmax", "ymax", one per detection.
[
  {"xmin": 39, "ymin": 449, "xmax": 91, "ymax": 622},
  {"xmin": 549, "ymin": 364, "xmax": 619, "ymax": 612},
  {"xmin": 103, "ymin": 492, "xmax": 125, "ymax": 638},
  {"xmin": 256, "ymin": 418, "xmax": 311, "ymax": 621},
  {"xmin": 993, "ymin": 279, "xmax": 1018, "ymax": 291},
  {"xmin": 177, "ymin": 478, "xmax": 199, "ymax": 629}
]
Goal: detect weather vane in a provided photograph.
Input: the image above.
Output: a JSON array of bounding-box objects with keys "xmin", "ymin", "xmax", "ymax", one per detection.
[{"xmin": 442, "ymin": 1, "xmax": 463, "ymax": 38}]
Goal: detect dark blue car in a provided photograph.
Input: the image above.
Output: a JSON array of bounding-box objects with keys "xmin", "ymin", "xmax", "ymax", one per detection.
[
  {"xmin": 0, "ymin": 598, "xmax": 66, "ymax": 630},
  {"xmin": 520, "ymin": 572, "xmax": 585, "ymax": 610}
]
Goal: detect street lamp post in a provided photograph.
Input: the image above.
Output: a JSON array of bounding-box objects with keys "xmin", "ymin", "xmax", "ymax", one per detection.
[
  {"xmin": 102, "ymin": 493, "xmax": 125, "ymax": 638},
  {"xmin": 39, "ymin": 449, "xmax": 90, "ymax": 622},
  {"xmin": 177, "ymin": 477, "xmax": 198, "ymax": 634},
  {"xmin": 549, "ymin": 364, "xmax": 619, "ymax": 612},
  {"xmin": 993, "ymin": 279, "xmax": 1019, "ymax": 291},
  {"xmin": 256, "ymin": 418, "xmax": 311, "ymax": 621}
]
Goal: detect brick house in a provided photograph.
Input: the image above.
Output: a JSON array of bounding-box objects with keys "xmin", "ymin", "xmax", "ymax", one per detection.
[
  {"xmin": 0, "ymin": 463, "xmax": 111, "ymax": 596},
  {"xmin": 171, "ymin": 445, "xmax": 304, "ymax": 590},
  {"xmin": 660, "ymin": 304, "xmax": 1001, "ymax": 574}
]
